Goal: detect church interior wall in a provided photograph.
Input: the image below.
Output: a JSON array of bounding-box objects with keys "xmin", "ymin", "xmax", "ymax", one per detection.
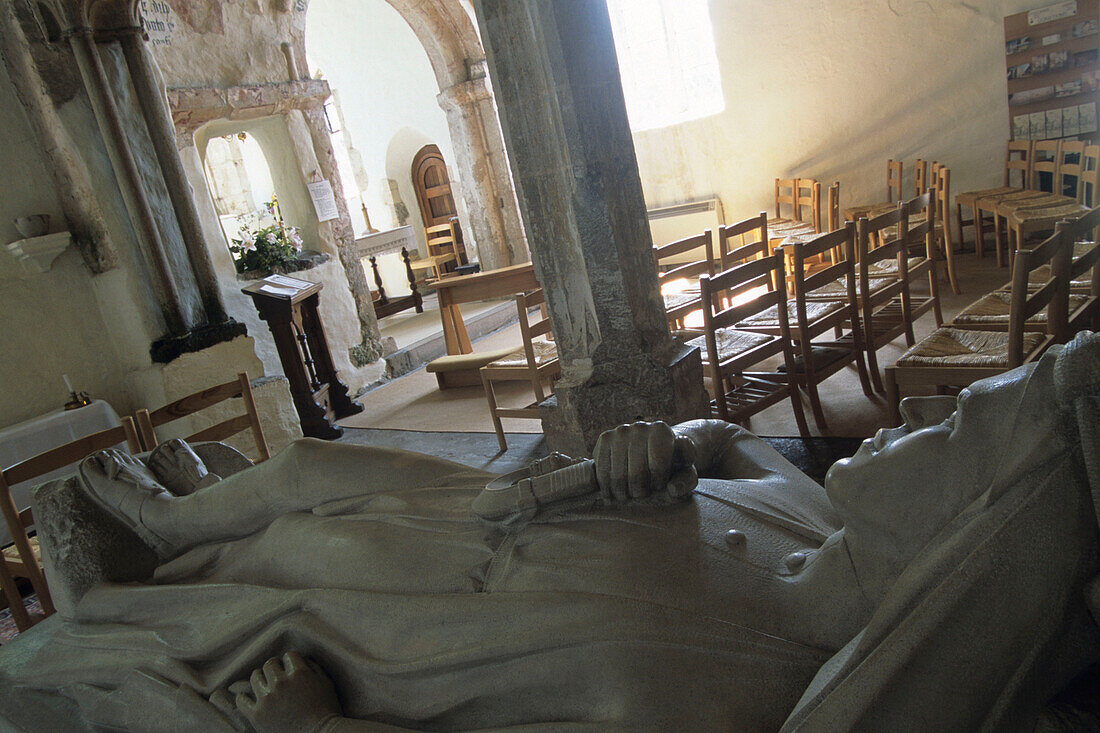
[
  {"xmin": 306, "ymin": 0, "xmax": 475, "ymax": 282},
  {"xmin": 0, "ymin": 53, "xmax": 168, "ymax": 427},
  {"xmin": 631, "ymin": 0, "xmax": 1047, "ymax": 223}
]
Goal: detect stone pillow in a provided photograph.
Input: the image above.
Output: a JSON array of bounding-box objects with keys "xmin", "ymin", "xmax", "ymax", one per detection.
[{"xmin": 33, "ymin": 442, "xmax": 254, "ymax": 618}]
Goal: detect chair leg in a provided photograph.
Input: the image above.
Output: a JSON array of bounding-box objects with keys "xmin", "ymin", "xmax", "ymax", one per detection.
[
  {"xmin": 798, "ymin": 341, "xmax": 828, "ymax": 432},
  {"xmin": 480, "ymin": 371, "xmax": 507, "ymax": 453},
  {"xmin": 994, "ymin": 214, "xmax": 1006, "ymax": 268},
  {"xmin": 885, "ymin": 367, "xmax": 902, "ymax": 426},
  {"xmin": 788, "ymin": 381, "xmax": 811, "ymax": 438},
  {"xmin": 0, "ymin": 561, "xmax": 31, "ymax": 632},
  {"xmin": 955, "ymin": 203, "xmax": 966, "ymax": 251},
  {"xmin": 974, "ymin": 206, "xmax": 986, "ymax": 259},
  {"xmin": 866, "ymin": 343, "xmax": 885, "ymax": 394}
]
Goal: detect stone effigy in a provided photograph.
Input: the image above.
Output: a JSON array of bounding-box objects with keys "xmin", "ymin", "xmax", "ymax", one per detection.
[{"xmin": 3, "ymin": 333, "xmax": 1100, "ymax": 732}]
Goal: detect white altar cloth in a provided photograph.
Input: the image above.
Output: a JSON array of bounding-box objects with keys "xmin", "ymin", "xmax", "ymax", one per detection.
[{"xmin": 0, "ymin": 400, "xmax": 121, "ymax": 544}]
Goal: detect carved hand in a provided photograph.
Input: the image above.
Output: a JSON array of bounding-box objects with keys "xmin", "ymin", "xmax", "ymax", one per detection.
[
  {"xmin": 231, "ymin": 651, "xmax": 343, "ymax": 733},
  {"xmin": 593, "ymin": 420, "xmax": 697, "ymax": 503}
]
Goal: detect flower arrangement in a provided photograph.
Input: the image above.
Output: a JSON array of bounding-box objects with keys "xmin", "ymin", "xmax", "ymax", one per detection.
[{"xmin": 229, "ymin": 196, "xmax": 305, "ymax": 275}]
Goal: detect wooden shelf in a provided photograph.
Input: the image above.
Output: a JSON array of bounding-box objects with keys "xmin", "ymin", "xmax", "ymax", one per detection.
[{"xmin": 1004, "ymin": 0, "xmax": 1099, "ymax": 140}]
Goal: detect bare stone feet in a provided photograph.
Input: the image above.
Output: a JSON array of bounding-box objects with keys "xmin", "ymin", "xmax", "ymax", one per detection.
[
  {"xmin": 78, "ymin": 449, "xmax": 178, "ymax": 559},
  {"xmin": 147, "ymin": 438, "xmax": 222, "ymax": 496}
]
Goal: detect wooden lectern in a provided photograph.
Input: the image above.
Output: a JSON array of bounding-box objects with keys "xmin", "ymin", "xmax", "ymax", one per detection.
[{"xmin": 242, "ymin": 275, "xmax": 363, "ymax": 439}]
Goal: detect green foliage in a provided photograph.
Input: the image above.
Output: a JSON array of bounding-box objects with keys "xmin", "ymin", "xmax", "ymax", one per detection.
[{"xmin": 229, "ymin": 200, "xmax": 304, "ymax": 275}]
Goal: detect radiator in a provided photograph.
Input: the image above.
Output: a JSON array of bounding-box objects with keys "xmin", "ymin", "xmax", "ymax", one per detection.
[{"xmin": 646, "ymin": 197, "xmax": 724, "ymax": 261}]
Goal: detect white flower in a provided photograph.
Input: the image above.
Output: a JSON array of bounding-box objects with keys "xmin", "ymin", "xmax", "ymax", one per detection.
[
  {"xmin": 289, "ymin": 230, "xmax": 303, "ymax": 250},
  {"xmin": 266, "ymin": 231, "xmax": 278, "ymax": 244}
]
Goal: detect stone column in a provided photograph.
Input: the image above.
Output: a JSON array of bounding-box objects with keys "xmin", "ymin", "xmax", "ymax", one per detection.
[
  {"xmin": 68, "ymin": 27, "xmax": 187, "ymax": 336},
  {"xmin": 437, "ymin": 61, "xmax": 528, "ymax": 270},
  {"xmin": 118, "ymin": 29, "xmax": 228, "ymax": 325},
  {"xmin": 472, "ymin": 0, "xmax": 708, "ymax": 456}
]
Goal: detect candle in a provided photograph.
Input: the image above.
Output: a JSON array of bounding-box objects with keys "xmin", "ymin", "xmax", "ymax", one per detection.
[{"xmin": 62, "ymin": 373, "xmax": 73, "ymax": 394}]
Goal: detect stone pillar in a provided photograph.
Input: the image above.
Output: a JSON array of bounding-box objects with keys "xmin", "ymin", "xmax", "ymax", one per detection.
[
  {"xmin": 0, "ymin": 1, "xmax": 116, "ymax": 274},
  {"xmin": 68, "ymin": 27, "xmax": 187, "ymax": 336},
  {"xmin": 473, "ymin": 0, "xmax": 708, "ymax": 456},
  {"xmin": 118, "ymin": 29, "xmax": 228, "ymax": 325},
  {"xmin": 437, "ymin": 61, "xmax": 528, "ymax": 270}
]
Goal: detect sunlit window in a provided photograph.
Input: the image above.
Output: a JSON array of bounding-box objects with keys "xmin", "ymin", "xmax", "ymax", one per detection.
[{"xmin": 606, "ymin": 0, "xmax": 724, "ymax": 132}]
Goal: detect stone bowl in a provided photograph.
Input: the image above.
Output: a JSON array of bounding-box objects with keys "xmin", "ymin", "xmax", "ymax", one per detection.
[{"xmin": 14, "ymin": 214, "xmax": 50, "ymax": 239}]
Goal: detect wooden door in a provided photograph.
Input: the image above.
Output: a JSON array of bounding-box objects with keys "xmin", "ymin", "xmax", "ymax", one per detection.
[{"xmin": 412, "ymin": 145, "xmax": 457, "ymax": 229}]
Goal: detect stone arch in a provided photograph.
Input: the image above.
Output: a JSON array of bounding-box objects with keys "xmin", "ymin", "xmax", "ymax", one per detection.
[{"xmin": 303, "ymin": 0, "xmax": 527, "ymax": 270}]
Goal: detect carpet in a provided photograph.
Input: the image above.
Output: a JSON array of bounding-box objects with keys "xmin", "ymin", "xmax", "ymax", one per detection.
[
  {"xmin": 341, "ymin": 322, "xmax": 546, "ymax": 433},
  {"xmin": 0, "ymin": 594, "xmax": 40, "ymax": 644}
]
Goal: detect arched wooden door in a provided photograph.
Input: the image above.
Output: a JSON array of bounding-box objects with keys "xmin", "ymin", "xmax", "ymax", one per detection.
[{"xmin": 412, "ymin": 145, "xmax": 457, "ymax": 229}]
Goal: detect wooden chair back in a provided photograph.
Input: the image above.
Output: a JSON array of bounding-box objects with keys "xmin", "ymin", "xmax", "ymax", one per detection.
[
  {"xmin": 914, "ymin": 159, "xmax": 928, "ymax": 196},
  {"xmin": 696, "ymin": 250, "xmax": 803, "ymax": 427},
  {"xmin": 718, "ymin": 213, "xmax": 769, "ymax": 271},
  {"xmin": 857, "ymin": 204, "xmax": 915, "ymax": 389},
  {"xmin": 886, "ymin": 159, "xmax": 903, "ymax": 203},
  {"xmin": 1078, "ymin": 145, "xmax": 1100, "ymax": 207},
  {"xmin": 514, "ymin": 289, "xmax": 555, "ymax": 369},
  {"xmin": 136, "ymin": 373, "xmax": 270, "ymax": 461},
  {"xmin": 1007, "ymin": 229, "xmax": 1072, "ymax": 361},
  {"xmin": 774, "ymin": 178, "xmax": 797, "ymax": 220},
  {"xmin": 1005, "ymin": 140, "xmax": 1033, "ymax": 187},
  {"xmin": 423, "ymin": 220, "xmax": 462, "ymax": 278},
  {"xmin": 794, "ymin": 179, "xmax": 822, "ymax": 230},
  {"xmin": 790, "ymin": 224, "xmax": 860, "ymax": 321},
  {"xmin": 0, "ymin": 417, "xmax": 140, "ymax": 630},
  {"xmin": 1062, "ymin": 204, "xmax": 1100, "ymax": 297},
  {"xmin": 1028, "ymin": 140, "xmax": 1062, "ymax": 192},
  {"xmin": 655, "ymin": 230, "xmax": 714, "ymax": 329},
  {"xmin": 826, "ymin": 181, "xmax": 841, "ymax": 232}
]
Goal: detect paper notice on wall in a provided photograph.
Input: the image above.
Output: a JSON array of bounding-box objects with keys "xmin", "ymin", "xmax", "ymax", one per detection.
[
  {"xmin": 307, "ymin": 180, "xmax": 339, "ymax": 222},
  {"xmin": 1079, "ymin": 102, "xmax": 1098, "ymax": 133},
  {"xmin": 138, "ymin": 0, "xmax": 176, "ymax": 46},
  {"xmin": 1013, "ymin": 115, "xmax": 1031, "ymax": 139},
  {"xmin": 1028, "ymin": 1, "xmax": 1076, "ymax": 27}
]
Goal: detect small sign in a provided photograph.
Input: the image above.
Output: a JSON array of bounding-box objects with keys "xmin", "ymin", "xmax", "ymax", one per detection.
[
  {"xmin": 258, "ymin": 284, "xmax": 299, "ymax": 298},
  {"xmin": 1028, "ymin": 1, "xmax": 1077, "ymax": 27},
  {"xmin": 307, "ymin": 180, "xmax": 339, "ymax": 222},
  {"xmin": 265, "ymin": 274, "xmax": 312, "ymax": 289}
]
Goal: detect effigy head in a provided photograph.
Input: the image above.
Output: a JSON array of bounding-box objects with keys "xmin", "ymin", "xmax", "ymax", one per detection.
[{"xmin": 825, "ymin": 331, "xmax": 1100, "ymax": 600}]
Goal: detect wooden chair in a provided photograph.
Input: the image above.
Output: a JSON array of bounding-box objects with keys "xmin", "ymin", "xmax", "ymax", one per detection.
[
  {"xmin": 975, "ymin": 140, "xmax": 1062, "ymax": 267},
  {"xmin": 767, "ymin": 178, "xmax": 820, "ymax": 240},
  {"xmin": 689, "ymin": 249, "xmax": 809, "ymax": 436},
  {"xmin": 885, "ymin": 228, "xmax": 1072, "ymax": 422},
  {"xmin": 0, "ymin": 417, "xmax": 141, "ymax": 631},
  {"xmin": 654, "ymin": 230, "xmax": 715, "ymax": 330},
  {"xmin": 736, "ymin": 223, "xmax": 873, "ymax": 431},
  {"xmin": 914, "ymin": 159, "xmax": 928, "ymax": 197},
  {"xmin": 856, "ymin": 204, "xmax": 923, "ymax": 392},
  {"xmin": 769, "ymin": 178, "xmax": 798, "ymax": 231},
  {"xmin": 844, "ymin": 159, "xmax": 903, "ymax": 222},
  {"xmin": 956, "ymin": 140, "xmax": 1031, "ymax": 260},
  {"xmin": 1001, "ymin": 144, "xmax": 1099, "ymax": 264},
  {"xmin": 717, "ymin": 212, "xmax": 770, "ymax": 272},
  {"xmin": 409, "ymin": 220, "xmax": 463, "ymax": 281},
  {"xmin": 135, "ymin": 372, "xmax": 270, "ymax": 462},
  {"xmin": 480, "ymin": 289, "xmax": 560, "ymax": 452}
]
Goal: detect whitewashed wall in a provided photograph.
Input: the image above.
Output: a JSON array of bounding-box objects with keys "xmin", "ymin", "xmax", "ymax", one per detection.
[
  {"xmin": 632, "ymin": 0, "xmax": 1068, "ymax": 230},
  {"xmin": 305, "ymin": 0, "xmax": 471, "ymax": 295}
]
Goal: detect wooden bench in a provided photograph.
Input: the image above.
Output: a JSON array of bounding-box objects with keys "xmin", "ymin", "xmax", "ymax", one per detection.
[{"xmin": 425, "ymin": 347, "xmax": 520, "ymax": 389}]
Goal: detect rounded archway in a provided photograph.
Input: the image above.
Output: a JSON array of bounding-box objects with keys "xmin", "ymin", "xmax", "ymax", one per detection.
[{"xmin": 303, "ymin": 0, "xmax": 526, "ymax": 270}]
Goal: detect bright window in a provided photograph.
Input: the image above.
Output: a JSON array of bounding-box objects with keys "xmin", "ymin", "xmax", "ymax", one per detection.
[{"xmin": 606, "ymin": 0, "xmax": 724, "ymax": 132}]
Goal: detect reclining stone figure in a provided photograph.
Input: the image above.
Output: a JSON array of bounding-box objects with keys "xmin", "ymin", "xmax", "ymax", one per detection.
[{"xmin": 3, "ymin": 332, "xmax": 1099, "ymax": 732}]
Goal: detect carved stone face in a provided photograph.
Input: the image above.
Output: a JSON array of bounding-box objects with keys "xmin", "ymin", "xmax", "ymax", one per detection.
[{"xmin": 823, "ymin": 361, "xmax": 1062, "ymax": 597}]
